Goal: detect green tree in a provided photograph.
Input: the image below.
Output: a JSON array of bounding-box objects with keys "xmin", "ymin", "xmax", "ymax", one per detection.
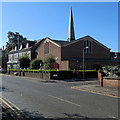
[
  {"xmin": 43, "ymin": 56, "xmax": 56, "ymax": 69},
  {"xmin": 6, "ymin": 32, "xmax": 27, "ymax": 56},
  {"xmin": 30, "ymin": 59, "xmax": 43, "ymax": 69},
  {"xmin": 93, "ymin": 64, "xmax": 102, "ymax": 70},
  {"xmin": 19, "ymin": 54, "xmax": 30, "ymax": 69}
]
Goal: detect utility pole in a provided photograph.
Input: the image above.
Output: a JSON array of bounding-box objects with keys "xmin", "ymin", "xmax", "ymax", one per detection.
[{"xmin": 82, "ymin": 46, "xmax": 88, "ymax": 80}]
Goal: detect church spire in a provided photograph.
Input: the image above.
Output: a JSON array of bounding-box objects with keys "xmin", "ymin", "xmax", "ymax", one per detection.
[{"xmin": 67, "ymin": 7, "xmax": 75, "ymax": 42}]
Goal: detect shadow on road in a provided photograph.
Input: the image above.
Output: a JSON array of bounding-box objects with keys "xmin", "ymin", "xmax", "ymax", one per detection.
[
  {"xmin": 2, "ymin": 107, "xmax": 118, "ymax": 120},
  {"xmin": 0, "ymin": 86, "xmax": 13, "ymax": 92}
]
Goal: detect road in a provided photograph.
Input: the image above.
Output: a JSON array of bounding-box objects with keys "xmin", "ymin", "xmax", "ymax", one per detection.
[{"xmin": 1, "ymin": 75, "xmax": 119, "ymax": 119}]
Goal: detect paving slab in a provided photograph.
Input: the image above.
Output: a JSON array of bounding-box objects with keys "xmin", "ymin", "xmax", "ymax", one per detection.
[{"xmin": 71, "ymin": 84, "xmax": 119, "ymax": 98}]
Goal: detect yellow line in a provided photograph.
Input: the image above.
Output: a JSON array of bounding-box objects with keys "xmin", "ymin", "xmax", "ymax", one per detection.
[
  {"xmin": 48, "ymin": 95, "xmax": 81, "ymax": 107},
  {"xmin": 2, "ymin": 96, "xmax": 21, "ymax": 111},
  {"xmin": 0, "ymin": 96, "xmax": 23, "ymax": 119},
  {"xmin": 71, "ymin": 86, "xmax": 120, "ymax": 99},
  {"xmin": 0, "ymin": 97, "xmax": 15, "ymax": 111}
]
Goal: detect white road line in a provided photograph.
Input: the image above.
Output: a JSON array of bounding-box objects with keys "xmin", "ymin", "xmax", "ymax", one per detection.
[{"xmin": 48, "ymin": 95, "xmax": 81, "ymax": 107}]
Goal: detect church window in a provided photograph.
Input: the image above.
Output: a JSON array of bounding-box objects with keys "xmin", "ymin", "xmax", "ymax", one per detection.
[
  {"xmin": 44, "ymin": 42, "xmax": 49, "ymax": 55},
  {"xmin": 84, "ymin": 40, "xmax": 92, "ymax": 54}
]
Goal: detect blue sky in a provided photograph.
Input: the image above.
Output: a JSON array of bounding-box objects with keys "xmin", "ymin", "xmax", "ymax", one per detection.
[{"xmin": 2, "ymin": 2, "xmax": 118, "ymax": 51}]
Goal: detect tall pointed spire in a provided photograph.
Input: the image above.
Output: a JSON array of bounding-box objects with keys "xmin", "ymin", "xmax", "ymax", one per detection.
[{"xmin": 67, "ymin": 7, "xmax": 75, "ymax": 42}]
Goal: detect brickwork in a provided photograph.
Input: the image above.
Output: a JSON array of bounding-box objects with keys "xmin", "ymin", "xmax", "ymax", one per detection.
[
  {"xmin": 37, "ymin": 41, "xmax": 45, "ymax": 59},
  {"xmin": 36, "ymin": 36, "xmax": 120, "ymax": 70},
  {"xmin": 61, "ymin": 60, "xmax": 69, "ymax": 70},
  {"xmin": 49, "ymin": 42, "xmax": 61, "ymax": 64},
  {"xmin": 61, "ymin": 37, "xmax": 110, "ymax": 60},
  {"xmin": 98, "ymin": 72, "xmax": 120, "ymax": 88},
  {"xmin": 103, "ymin": 78, "xmax": 120, "ymax": 88}
]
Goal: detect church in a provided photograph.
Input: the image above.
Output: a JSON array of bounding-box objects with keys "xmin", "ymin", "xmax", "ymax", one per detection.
[
  {"xmin": 7, "ymin": 7, "xmax": 120, "ymax": 70},
  {"xmin": 36, "ymin": 7, "xmax": 120, "ymax": 70}
]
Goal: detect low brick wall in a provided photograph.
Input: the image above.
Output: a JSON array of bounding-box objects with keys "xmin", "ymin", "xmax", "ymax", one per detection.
[
  {"xmin": 98, "ymin": 72, "xmax": 120, "ymax": 88},
  {"xmin": 103, "ymin": 77, "xmax": 120, "ymax": 88},
  {"xmin": 8, "ymin": 70, "xmax": 98, "ymax": 80},
  {"xmin": 23, "ymin": 72, "xmax": 41, "ymax": 78}
]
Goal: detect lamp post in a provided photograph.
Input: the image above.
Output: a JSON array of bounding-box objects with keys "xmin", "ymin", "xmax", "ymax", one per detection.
[
  {"xmin": 40, "ymin": 63, "xmax": 42, "ymax": 70},
  {"xmin": 17, "ymin": 33, "xmax": 20, "ymax": 76},
  {"xmin": 40, "ymin": 63, "xmax": 43, "ymax": 78},
  {"xmin": 82, "ymin": 46, "xmax": 88, "ymax": 80}
]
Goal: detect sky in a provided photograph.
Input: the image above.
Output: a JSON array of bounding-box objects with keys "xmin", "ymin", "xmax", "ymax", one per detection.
[{"xmin": 1, "ymin": 2, "xmax": 118, "ymax": 52}]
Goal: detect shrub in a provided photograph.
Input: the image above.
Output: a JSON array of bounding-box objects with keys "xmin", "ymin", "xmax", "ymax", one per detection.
[
  {"xmin": 102, "ymin": 65, "xmax": 120, "ymax": 77},
  {"xmin": 43, "ymin": 56, "xmax": 55, "ymax": 69},
  {"xmin": 19, "ymin": 54, "xmax": 30, "ymax": 69},
  {"xmin": 93, "ymin": 64, "xmax": 102, "ymax": 70},
  {"xmin": 30, "ymin": 59, "xmax": 43, "ymax": 69}
]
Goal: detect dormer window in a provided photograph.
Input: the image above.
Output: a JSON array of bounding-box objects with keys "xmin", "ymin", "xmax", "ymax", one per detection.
[
  {"xmin": 15, "ymin": 45, "xmax": 17, "ymax": 51},
  {"xmin": 26, "ymin": 42, "xmax": 29, "ymax": 48},
  {"xmin": 20, "ymin": 44, "xmax": 22, "ymax": 50}
]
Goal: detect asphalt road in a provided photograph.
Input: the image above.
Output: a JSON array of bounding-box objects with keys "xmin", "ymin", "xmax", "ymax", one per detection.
[{"xmin": 1, "ymin": 75, "xmax": 119, "ymax": 119}]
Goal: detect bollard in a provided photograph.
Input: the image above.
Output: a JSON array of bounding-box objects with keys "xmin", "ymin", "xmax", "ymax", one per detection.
[
  {"xmin": 8, "ymin": 68, "xmax": 10, "ymax": 75},
  {"xmin": 101, "ymin": 77, "xmax": 103, "ymax": 87},
  {"xmin": 101, "ymin": 72, "xmax": 104, "ymax": 87},
  {"xmin": 23, "ymin": 71, "xmax": 25, "ymax": 76}
]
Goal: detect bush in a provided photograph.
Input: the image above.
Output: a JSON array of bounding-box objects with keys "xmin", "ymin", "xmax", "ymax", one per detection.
[
  {"xmin": 30, "ymin": 59, "xmax": 43, "ymax": 69},
  {"xmin": 102, "ymin": 65, "xmax": 120, "ymax": 77},
  {"xmin": 19, "ymin": 54, "xmax": 30, "ymax": 69},
  {"xmin": 93, "ymin": 64, "xmax": 102, "ymax": 70},
  {"xmin": 43, "ymin": 56, "xmax": 55, "ymax": 69}
]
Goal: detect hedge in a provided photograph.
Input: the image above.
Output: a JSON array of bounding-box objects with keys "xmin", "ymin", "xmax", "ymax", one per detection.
[{"xmin": 8, "ymin": 69, "xmax": 96, "ymax": 72}]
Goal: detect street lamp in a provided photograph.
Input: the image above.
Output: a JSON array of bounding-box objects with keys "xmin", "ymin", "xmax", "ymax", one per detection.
[
  {"xmin": 82, "ymin": 46, "xmax": 88, "ymax": 80},
  {"xmin": 40, "ymin": 63, "xmax": 42, "ymax": 70},
  {"xmin": 17, "ymin": 33, "xmax": 20, "ymax": 76}
]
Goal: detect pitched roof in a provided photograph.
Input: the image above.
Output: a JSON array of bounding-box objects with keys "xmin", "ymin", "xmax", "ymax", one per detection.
[
  {"xmin": 51, "ymin": 40, "xmax": 69, "ymax": 46},
  {"xmin": 61, "ymin": 35, "xmax": 110, "ymax": 50},
  {"xmin": 36, "ymin": 35, "xmax": 111, "ymax": 51}
]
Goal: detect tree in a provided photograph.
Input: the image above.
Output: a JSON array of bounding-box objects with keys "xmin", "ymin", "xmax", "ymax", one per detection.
[
  {"xmin": 30, "ymin": 59, "xmax": 43, "ymax": 69},
  {"xmin": 43, "ymin": 56, "xmax": 56, "ymax": 69},
  {"xmin": 93, "ymin": 64, "xmax": 102, "ymax": 70},
  {"xmin": 19, "ymin": 54, "xmax": 30, "ymax": 69},
  {"xmin": 6, "ymin": 32, "xmax": 27, "ymax": 56}
]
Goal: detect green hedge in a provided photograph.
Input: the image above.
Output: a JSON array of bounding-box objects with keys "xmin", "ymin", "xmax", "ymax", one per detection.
[{"xmin": 8, "ymin": 69, "xmax": 96, "ymax": 72}]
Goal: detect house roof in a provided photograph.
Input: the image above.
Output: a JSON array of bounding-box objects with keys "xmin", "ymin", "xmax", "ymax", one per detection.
[
  {"xmin": 36, "ymin": 36, "xmax": 110, "ymax": 51},
  {"xmin": 60, "ymin": 35, "xmax": 110, "ymax": 50},
  {"xmin": 9, "ymin": 40, "xmax": 36, "ymax": 54},
  {"xmin": 51, "ymin": 40, "xmax": 69, "ymax": 46}
]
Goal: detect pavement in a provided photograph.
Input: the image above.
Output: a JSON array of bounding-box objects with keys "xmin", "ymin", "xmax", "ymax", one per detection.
[
  {"xmin": 71, "ymin": 84, "xmax": 119, "ymax": 98},
  {"xmin": 38, "ymin": 77, "xmax": 119, "ymax": 98}
]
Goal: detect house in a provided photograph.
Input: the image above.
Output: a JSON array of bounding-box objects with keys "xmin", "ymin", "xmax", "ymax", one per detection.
[
  {"xmin": 7, "ymin": 39, "xmax": 42, "ymax": 69},
  {"xmin": 36, "ymin": 7, "xmax": 120, "ymax": 70}
]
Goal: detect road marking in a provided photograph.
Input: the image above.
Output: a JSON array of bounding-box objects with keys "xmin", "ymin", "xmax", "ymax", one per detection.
[
  {"xmin": 1, "ymin": 96, "xmax": 21, "ymax": 111},
  {"xmin": 0, "ymin": 97, "xmax": 15, "ymax": 111},
  {"xmin": 0, "ymin": 96, "xmax": 23, "ymax": 119},
  {"xmin": 71, "ymin": 86, "xmax": 120, "ymax": 98},
  {"xmin": 48, "ymin": 95, "xmax": 81, "ymax": 107}
]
